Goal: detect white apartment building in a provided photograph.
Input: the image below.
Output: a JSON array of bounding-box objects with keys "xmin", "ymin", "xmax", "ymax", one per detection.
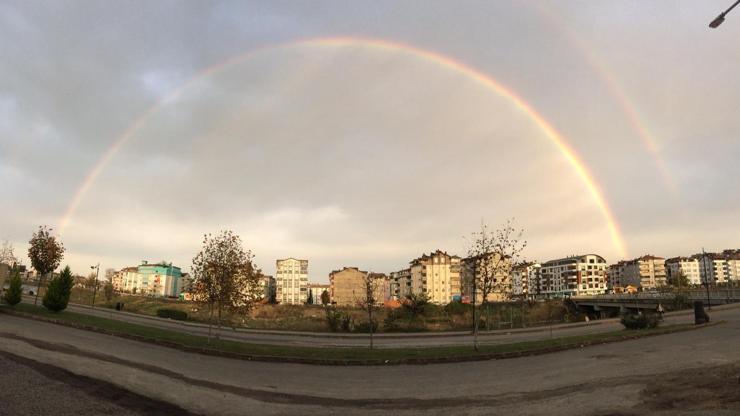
[
  {"xmin": 665, "ymin": 257, "xmax": 701, "ymax": 286},
  {"xmin": 275, "ymin": 258, "xmax": 308, "ymax": 305},
  {"xmin": 512, "ymin": 262, "xmax": 540, "ymax": 298},
  {"xmin": 540, "ymin": 254, "xmax": 607, "ymax": 297},
  {"xmin": 606, "ymin": 261, "xmax": 625, "ymax": 289},
  {"xmin": 410, "ymin": 250, "xmax": 461, "ymax": 304},
  {"xmin": 621, "ymin": 255, "xmax": 668, "ymax": 289},
  {"xmin": 697, "ymin": 252, "xmax": 740, "ymax": 284}
]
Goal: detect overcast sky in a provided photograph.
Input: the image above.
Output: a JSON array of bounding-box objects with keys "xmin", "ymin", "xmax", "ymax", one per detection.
[{"xmin": 1, "ymin": 1, "xmax": 739, "ymax": 282}]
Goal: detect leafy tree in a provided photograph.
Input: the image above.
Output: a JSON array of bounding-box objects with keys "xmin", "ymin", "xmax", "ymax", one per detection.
[
  {"xmin": 669, "ymin": 270, "xmax": 690, "ymax": 290},
  {"xmin": 28, "ymin": 226, "xmax": 65, "ymax": 305},
  {"xmin": 402, "ymin": 292, "xmax": 429, "ymax": 327},
  {"xmin": 42, "ymin": 265, "xmax": 74, "ymax": 312},
  {"xmin": 306, "ymin": 289, "xmax": 314, "ymax": 305},
  {"xmin": 4, "ymin": 266, "xmax": 22, "ymax": 306},
  {"xmin": 103, "ymin": 281, "xmax": 114, "ymax": 301},
  {"xmin": 466, "ymin": 219, "xmax": 526, "ymax": 350},
  {"xmin": 191, "ymin": 230, "xmax": 263, "ymax": 342},
  {"xmin": 320, "ymin": 289, "xmax": 330, "ymax": 306}
]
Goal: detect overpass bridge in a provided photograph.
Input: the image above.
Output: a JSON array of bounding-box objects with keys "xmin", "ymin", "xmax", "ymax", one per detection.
[{"xmin": 573, "ymin": 288, "xmax": 740, "ymax": 316}]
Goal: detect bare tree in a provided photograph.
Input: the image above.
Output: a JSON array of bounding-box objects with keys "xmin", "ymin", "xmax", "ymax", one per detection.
[
  {"xmin": 191, "ymin": 230, "xmax": 263, "ymax": 342},
  {"xmin": 466, "ymin": 219, "xmax": 526, "ymax": 351},
  {"xmin": 28, "ymin": 226, "xmax": 65, "ymax": 305},
  {"xmin": 359, "ymin": 271, "xmax": 381, "ymax": 349},
  {"xmin": 0, "ymin": 240, "xmax": 19, "ymax": 265}
]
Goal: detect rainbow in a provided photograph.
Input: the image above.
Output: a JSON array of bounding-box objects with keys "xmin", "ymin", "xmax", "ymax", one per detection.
[
  {"xmin": 58, "ymin": 36, "xmax": 628, "ymax": 257},
  {"xmin": 529, "ymin": 4, "xmax": 677, "ymax": 194}
]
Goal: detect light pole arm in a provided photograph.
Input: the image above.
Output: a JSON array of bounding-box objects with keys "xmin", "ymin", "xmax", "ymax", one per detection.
[{"xmin": 710, "ymin": 0, "xmax": 740, "ymax": 28}]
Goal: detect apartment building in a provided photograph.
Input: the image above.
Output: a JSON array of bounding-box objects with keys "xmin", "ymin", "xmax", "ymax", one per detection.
[
  {"xmin": 275, "ymin": 258, "xmax": 308, "ymax": 305},
  {"xmin": 307, "ymin": 283, "xmax": 330, "ymax": 305},
  {"xmin": 460, "ymin": 252, "xmax": 513, "ymax": 302},
  {"xmin": 120, "ymin": 261, "xmax": 183, "ymax": 297},
  {"xmin": 621, "ymin": 255, "xmax": 667, "ymax": 289},
  {"xmin": 410, "ymin": 250, "xmax": 461, "ymax": 304},
  {"xmin": 665, "ymin": 257, "xmax": 701, "ymax": 286},
  {"xmin": 259, "ymin": 275, "xmax": 276, "ymax": 302},
  {"xmin": 390, "ymin": 268, "xmax": 411, "ymax": 300},
  {"xmin": 512, "ymin": 262, "xmax": 540, "ymax": 299},
  {"xmin": 606, "ymin": 261, "xmax": 626, "ymax": 289},
  {"xmin": 540, "ymin": 254, "xmax": 607, "ymax": 297},
  {"xmin": 329, "ymin": 267, "xmax": 387, "ymax": 306}
]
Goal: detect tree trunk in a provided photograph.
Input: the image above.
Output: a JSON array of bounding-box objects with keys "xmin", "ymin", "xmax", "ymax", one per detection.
[
  {"xmin": 473, "ymin": 303, "xmax": 479, "ymax": 351},
  {"xmin": 207, "ymin": 303, "xmax": 213, "ymax": 344},
  {"xmin": 369, "ymin": 306, "xmax": 374, "ymax": 350},
  {"xmin": 34, "ymin": 272, "xmax": 45, "ymax": 305},
  {"xmin": 217, "ymin": 305, "xmax": 222, "ymax": 340}
]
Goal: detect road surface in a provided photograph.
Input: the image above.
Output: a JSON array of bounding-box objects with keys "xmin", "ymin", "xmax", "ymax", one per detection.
[{"xmin": 0, "ymin": 306, "xmax": 738, "ymax": 415}]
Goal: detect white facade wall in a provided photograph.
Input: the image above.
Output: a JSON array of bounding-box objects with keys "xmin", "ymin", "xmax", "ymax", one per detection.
[{"xmin": 276, "ymin": 258, "xmax": 308, "ymax": 305}]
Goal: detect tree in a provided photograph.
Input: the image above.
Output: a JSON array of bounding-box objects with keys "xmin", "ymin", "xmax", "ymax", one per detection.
[
  {"xmin": 4, "ymin": 266, "xmax": 22, "ymax": 306},
  {"xmin": 320, "ymin": 289, "xmax": 330, "ymax": 306},
  {"xmin": 28, "ymin": 226, "xmax": 65, "ymax": 305},
  {"xmin": 669, "ymin": 270, "xmax": 690, "ymax": 290},
  {"xmin": 359, "ymin": 271, "xmax": 381, "ymax": 349},
  {"xmin": 191, "ymin": 230, "xmax": 263, "ymax": 342},
  {"xmin": 402, "ymin": 292, "xmax": 429, "ymax": 328},
  {"xmin": 306, "ymin": 289, "xmax": 314, "ymax": 305},
  {"xmin": 42, "ymin": 265, "xmax": 74, "ymax": 312},
  {"xmin": 0, "ymin": 240, "xmax": 19, "ymax": 265},
  {"xmin": 84, "ymin": 272, "xmax": 98, "ymax": 290},
  {"xmin": 466, "ymin": 219, "xmax": 526, "ymax": 351},
  {"xmin": 103, "ymin": 281, "xmax": 114, "ymax": 301}
]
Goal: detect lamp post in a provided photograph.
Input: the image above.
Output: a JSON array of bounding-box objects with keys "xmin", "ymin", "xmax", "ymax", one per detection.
[
  {"xmin": 90, "ymin": 263, "xmax": 100, "ymax": 308},
  {"xmin": 709, "ymin": 0, "xmax": 740, "ymax": 28}
]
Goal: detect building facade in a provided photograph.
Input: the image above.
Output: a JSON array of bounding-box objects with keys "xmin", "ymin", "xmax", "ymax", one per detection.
[
  {"xmin": 461, "ymin": 252, "xmax": 513, "ymax": 302},
  {"xmin": 120, "ymin": 261, "xmax": 183, "ymax": 297},
  {"xmin": 329, "ymin": 267, "xmax": 384, "ymax": 306},
  {"xmin": 606, "ymin": 261, "xmax": 625, "ymax": 290},
  {"xmin": 390, "ymin": 268, "xmax": 411, "ymax": 300},
  {"xmin": 512, "ymin": 262, "xmax": 540, "ymax": 299},
  {"xmin": 621, "ymin": 255, "xmax": 667, "ymax": 289},
  {"xmin": 410, "ymin": 250, "xmax": 461, "ymax": 304},
  {"xmin": 539, "ymin": 254, "xmax": 607, "ymax": 297},
  {"xmin": 665, "ymin": 257, "xmax": 701, "ymax": 286},
  {"xmin": 275, "ymin": 258, "xmax": 308, "ymax": 305}
]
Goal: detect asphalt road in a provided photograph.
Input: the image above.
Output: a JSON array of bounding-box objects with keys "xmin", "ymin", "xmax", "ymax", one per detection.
[
  {"xmin": 19, "ymin": 294, "xmax": 725, "ymax": 348},
  {"xmin": 0, "ymin": 306, "xmax": 738, "ymax": 415}
]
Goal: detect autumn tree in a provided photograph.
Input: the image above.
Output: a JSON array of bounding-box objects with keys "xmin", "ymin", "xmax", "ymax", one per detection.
[
  {"xmin": 306, "ymin": 289, "xmax": 314, "ymax": 305},
  {"xmin": 28, "ymin": 226, "xmax": 65, "ymax": 305},
  {"xmin": 466, "ymin": 219, "xmax": 526, "ymax": 350},
  {"xmin": 42, "ymin": 265, "xmax": 74, "ymax": 312},
  {"xmin": 191, "ymin": 230, "xmax": 263, "ymax": 342},
  {"xmin": 103, "ymin": 281, "xmax": 114, "ymax": 301}
]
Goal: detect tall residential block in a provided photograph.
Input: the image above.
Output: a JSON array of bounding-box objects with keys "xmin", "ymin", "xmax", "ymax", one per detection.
[
  {"xmin": 329, "ymin": 267, "xmax": 387, "ymax": 306},
  {"xmin": 275, "ymin": 258, "xmax": 308, "ymax": 305},
  {"xmin": 120, "ymin": 261, "xmax": 183, "ymax": 297},
  {"xmin": 409, "ymin": 250, "xmax": 461, "ymax": 304},
  {"xmin": 512, "ymin": 262, "xmax": 540, "ymax": 299},
  {"xmin": 540, "ymin": 254, "xmax": 607, "ymax": 297},
  {"xmin": 390, "ymin": 268, "xmax": 411, "ymax": 300},
  {"xmin": 621, "ymin": 255, "xmax": 667, "ymax": 289}
]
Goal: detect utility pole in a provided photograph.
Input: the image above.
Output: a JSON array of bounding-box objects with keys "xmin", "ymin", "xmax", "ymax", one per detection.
[{"xmin": 90, "ymin": 263, "xmax": 100, "ymax": 308}]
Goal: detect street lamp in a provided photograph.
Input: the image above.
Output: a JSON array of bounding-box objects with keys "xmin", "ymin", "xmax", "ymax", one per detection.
[
  {"xmin": 90, "ymin": 263, "xmax": 100, "ymax": 308},
  {"xmin": 709, "ymin": 0, "xmax": 740, "ymax": 28}
]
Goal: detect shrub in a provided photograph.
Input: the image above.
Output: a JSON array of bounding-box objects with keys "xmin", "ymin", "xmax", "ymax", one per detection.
[
  {"xmin": 444, "ymin": 300, "xmax": 473, "ymax": 316},
  {"xmin": 4, "ymin": 269, "xmax": 22, "ymax": 306},
  {"xmin": 156, "ymin": 308, "xmax": 188, "ymax": 320},
  {"xmin": 43, "ymin": 266, "xmax": 74, "ymax": 312},
  {"xmin": 620, "ymin": 313, "xmax": 659, "ymax": 330},
  {"xmin": 325, "ymin": 307, "xmax": 344, "ymax": 332},
  {"xmin": 354, "ymin": 319, "xmax": 378, "ymax": 333}
]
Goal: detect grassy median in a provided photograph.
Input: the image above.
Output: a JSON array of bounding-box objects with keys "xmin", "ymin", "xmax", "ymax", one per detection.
[{"xmin": 0, "ymin": 303, "xmax": 704, "ymax": 364}]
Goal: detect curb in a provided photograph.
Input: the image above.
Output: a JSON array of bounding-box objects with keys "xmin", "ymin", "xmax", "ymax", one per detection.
[{"xmin": 0, "ymin": 307, "xmax": 721, "ymax": 366}]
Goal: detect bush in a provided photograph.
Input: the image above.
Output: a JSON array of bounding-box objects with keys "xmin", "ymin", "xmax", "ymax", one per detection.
[
  {"xmin": 354, "ymin": 319, "xmax": 378, "ymax": 333},
  {"xmin": 156, "ymin": 308, "xmax": 188, "ymax": 320},
  {"xmin": 4, "ymin": 269, "xmax": 22, "ymax": 306},
  {"xmin": 620, "ymin": 313, "xmax": 659, "ymax": 330},
  {"xmin": 43, "ymin": 266, "xmax": 74, "ymax": 312}
]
